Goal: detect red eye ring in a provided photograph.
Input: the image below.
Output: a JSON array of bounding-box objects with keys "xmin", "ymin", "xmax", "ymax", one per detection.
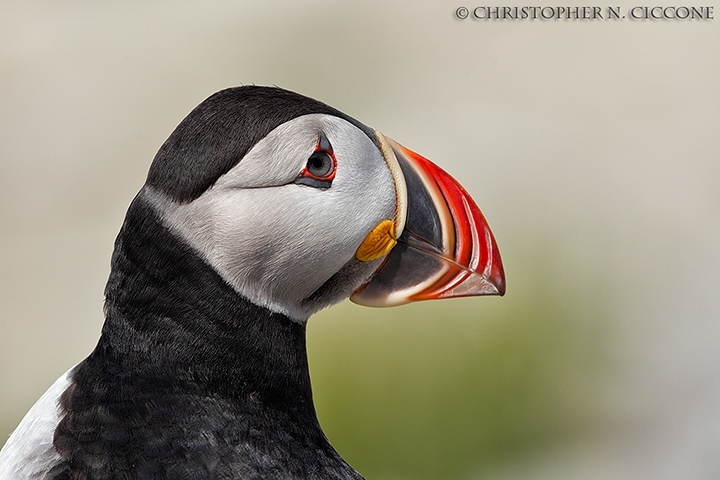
[{"xmin": 294, "ymin": 132, "xmax": 336, "ymax": 189}]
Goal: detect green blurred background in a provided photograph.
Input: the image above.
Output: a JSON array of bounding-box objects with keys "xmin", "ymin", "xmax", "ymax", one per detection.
[{"xmin": 1, "ymin": 1, "xmax": 718, "ymax": 478}]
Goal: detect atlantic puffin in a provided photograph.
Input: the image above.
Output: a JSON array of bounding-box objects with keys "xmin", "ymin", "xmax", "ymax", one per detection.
[{"xmin": 0, "ymin": 86, "xmax": 505, "ymax": 479}]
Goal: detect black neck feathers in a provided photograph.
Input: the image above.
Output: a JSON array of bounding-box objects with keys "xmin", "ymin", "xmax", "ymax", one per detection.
[{"xmin": 51, "ymin": 193, "xmax": 362, "ymax": 479}]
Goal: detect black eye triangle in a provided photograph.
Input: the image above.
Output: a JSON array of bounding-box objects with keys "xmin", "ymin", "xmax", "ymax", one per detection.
[{"xmin": 318, "ymin": 131, "xmax": 332, "ymax": 152}]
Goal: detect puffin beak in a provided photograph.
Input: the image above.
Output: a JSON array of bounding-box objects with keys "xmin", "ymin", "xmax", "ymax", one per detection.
[{"xmin": 351, "ymin": 136, "xmax": 505, "ymax": 307}]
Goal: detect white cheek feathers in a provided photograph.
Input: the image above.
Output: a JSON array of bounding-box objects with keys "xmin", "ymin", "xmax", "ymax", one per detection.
[{"xmin": 146, "ymin": 114, "xmax": 399, "ymax": 322}]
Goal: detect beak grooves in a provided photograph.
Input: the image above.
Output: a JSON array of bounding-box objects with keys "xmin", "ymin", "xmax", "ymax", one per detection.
[{"xmin": 397, "ymin": 141, "xmax": 505, "ymax": 299}]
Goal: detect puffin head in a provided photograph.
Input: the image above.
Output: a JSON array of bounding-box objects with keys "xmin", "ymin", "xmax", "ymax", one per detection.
[{"xmin": 142, "ymin": 86, "xmax": 504, "ymax": 321}]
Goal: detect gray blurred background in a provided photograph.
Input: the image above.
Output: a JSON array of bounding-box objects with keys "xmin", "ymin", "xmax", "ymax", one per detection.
[{"xmin": 1, "ymin": 1, "xmax": 718, "ymax": 478}]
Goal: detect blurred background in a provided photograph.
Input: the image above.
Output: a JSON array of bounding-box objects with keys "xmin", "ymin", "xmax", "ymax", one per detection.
[{"xmin": 1, "ymin": 1, "xmax": 718, "ymax": 478}]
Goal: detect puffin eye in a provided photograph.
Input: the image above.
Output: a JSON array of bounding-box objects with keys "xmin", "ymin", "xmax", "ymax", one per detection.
[
  {"xmin": 294, "ymin": 132, "xmax": 337, "ymax": 189},
  {"xmin": 306, "ymin": 152, "xmax": 334, "ymax": 178}
]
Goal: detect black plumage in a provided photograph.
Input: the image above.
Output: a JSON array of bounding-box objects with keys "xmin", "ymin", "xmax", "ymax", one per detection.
[{"xmin": 51, "ymin": 194, "xmax": 362, "ymax": 479}]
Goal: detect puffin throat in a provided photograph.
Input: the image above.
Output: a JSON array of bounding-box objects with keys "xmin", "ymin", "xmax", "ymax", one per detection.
[
  {"xmin": 51, "ymin": 191, "xmax": 362, "ymax": 478},
  {"xmin": 99, "ymin": 191, "xmax": 315, "ymax": 409}
]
